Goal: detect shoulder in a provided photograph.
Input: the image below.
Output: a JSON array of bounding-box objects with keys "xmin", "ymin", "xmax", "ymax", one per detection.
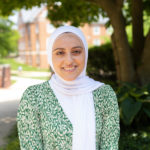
[
  {"xmin": 93, "ymin": 84, "xmax": 116, "ymax": 97},
  {"xmin": 19, "ymin": 81, "xmax": 51, "ymax": 112},
  {"xmin": 93, "ymin": 84, "xmax": 117, "ymax": 107},
  {"xmin": 21, "ymin": 81, "xmax": 50, "ymax": 104},
  {"xmin": 25, "ymin": 80, "xmax": 49, "ymax": 92},
  {"xmin": 23, "ymin": 81, "xmax": 50, "ymax": 96}
]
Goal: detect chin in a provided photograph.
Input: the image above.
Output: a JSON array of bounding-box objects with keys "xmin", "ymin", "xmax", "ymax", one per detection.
[
  {"xmin": 64, "ymin": 78, "xmax": 76, "ymax": 81},
  {"xmin": 62, "ymin": 76, "xmax": 77, "ymax": 81}
]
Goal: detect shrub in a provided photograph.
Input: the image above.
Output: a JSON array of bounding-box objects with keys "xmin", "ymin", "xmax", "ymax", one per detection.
[
  {"xmin": 119, "ymin": 127, "xmax": 150, "ymax": 150},
  {"xmin": 87, "ymin": 43, "xmax": 116, "ymax": 86},
  {"xmin": 117, "ymin": 82, "xmax": 150, "ymax": 126}
]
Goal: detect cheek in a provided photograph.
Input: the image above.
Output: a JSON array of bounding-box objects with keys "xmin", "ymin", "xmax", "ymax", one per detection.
[
  {"xmin": 80, "ymin": 52, "xmax": 86, "ymax": 64},
  {"xmin": 76, "ymin": 55, "xmax": 85, "ymax": 68},
  {"xmin": 52, "ymin": 56, "xmax": 63, "ymax": 70}
]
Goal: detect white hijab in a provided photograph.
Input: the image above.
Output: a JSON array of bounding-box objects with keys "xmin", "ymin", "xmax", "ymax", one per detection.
[{"xmin": 47, "ymin": 26, "xmax": 104, "ymax": 95}]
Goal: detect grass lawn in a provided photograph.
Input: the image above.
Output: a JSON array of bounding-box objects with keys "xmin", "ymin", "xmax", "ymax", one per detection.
[
  {"xmin": 29, "ymin": 76, "xmax": 50, "ymax": 80},
  {"xmin": 0, "ymin": 58, "xmax": 49, "ymax": 72},
  {"xmin": 11, "ymin": 80, "xmax": 16, "ymax": 85},
  {"xmin": 0, "ymin": 125, "xmax": 19, "ymax": 150}
]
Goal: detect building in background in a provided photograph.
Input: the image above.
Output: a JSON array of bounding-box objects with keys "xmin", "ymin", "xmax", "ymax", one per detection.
[{"xmin": 18, "ymin": 6, "xmax": 109, "ymax": 69}]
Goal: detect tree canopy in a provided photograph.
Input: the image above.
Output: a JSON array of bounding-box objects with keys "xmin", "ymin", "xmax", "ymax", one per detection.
[
  {"xmin": 1, "ymin": 0, "xmax": 150, "ymax": 84},
  {"xmin": 0, "ymin": 17, "xmax": 19, "ymax": 57}
]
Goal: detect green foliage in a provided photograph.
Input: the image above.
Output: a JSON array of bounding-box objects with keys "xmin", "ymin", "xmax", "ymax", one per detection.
[
  {"xmin": 47, "ymin": 0, "xmax": 101, "ymax": 26},
  {"xmin": 1, "ymin": 124, "xmax": 20, "ymax": 150},
  {"xmin": 0, "ymin": 0, "xmax": 150, "ymax": 30},
  {"xmin": 0, "ymin": 0, "xmax": 102, "ymax": 27},
  {"xmin": 87, "ymin": 43, "xmax": 116, "ymax": 86},
  {"xmin": 0, "ymin": 17, "xmax": 19, "ymax": 57},
  {"xmin": 4, "ymin": 139, "xmax": 20, "ymax": 150},
  {"xmin": 0, "ymin": 0, "xmax": 42, "ymax": 16},
  {"xmin": 119, "ymin": 128, "xmax": 150, "ymax": 150},
  {"xmin": 117, "ymin": 82, "xmax": 150, "ymax": 126},
  {"xmin": 143, "ymin": 11, "xmax": 150, "ymax": 36}
]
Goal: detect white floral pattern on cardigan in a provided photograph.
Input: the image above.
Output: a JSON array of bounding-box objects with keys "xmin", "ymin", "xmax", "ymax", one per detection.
[{"xmin": 17, "ymin": 81, "xmax": 120, "ymax": 150}]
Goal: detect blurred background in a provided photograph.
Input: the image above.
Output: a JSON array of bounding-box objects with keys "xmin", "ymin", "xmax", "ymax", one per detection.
[{"xmin": 0, "ymin": 0, "xmax": 150, "ymax": 149}]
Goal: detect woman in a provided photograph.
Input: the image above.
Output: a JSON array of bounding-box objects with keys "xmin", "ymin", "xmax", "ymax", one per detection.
[{"xmin": 17, "ymin": 26, "xmax": 120, "ymax": 150}]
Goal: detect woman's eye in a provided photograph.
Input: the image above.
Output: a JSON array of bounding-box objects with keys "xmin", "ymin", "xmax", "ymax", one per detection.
[
  {"xmin": 72, "ymin": 50, "xmax": 81, "ymax": 54},
  {"xmin": 56, "ymin": 51, "xmax": 64, "ymax": 55}
]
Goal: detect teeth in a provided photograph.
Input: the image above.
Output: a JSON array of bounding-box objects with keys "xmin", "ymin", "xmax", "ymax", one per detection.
[
  {"xmin": 64, "ymin": 66, "xmax": 76, "ymax": 71},
  {"xmin": 65, "ymin": 68, "xmax": 74, "ymax": 71}
]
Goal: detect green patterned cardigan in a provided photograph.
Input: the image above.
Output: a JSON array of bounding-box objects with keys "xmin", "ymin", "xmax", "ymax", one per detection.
[{"xmin": 17, "ymin": 81, "xmax": 120, "ymax": 150}]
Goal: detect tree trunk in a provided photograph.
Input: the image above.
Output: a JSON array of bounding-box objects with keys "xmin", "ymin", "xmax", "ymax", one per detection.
[
  {"xmin": 108, "ymin": 11, "xmax": 135, "ymax": 82},
  {"xmin": 97, "ymin": 0, "xmax": 135, "ymax": 83},
  {"xmin": 92, "ymin": 0, "xmax": 150, "ymax": 84},
  {"xmin": 111, "ymin": 33, "xmax": 121, "ymax": 82},
  {"xmin": 131, "ymin": 0, "xmax": 144, "ymax": 65},
  {"xmin": 138, "ymin": 30, "xmax": 150, "ymax": 84}
]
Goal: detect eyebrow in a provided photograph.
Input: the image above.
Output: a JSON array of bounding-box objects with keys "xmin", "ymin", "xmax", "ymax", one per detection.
[
  {"xmin": 53, "ymin": 46, "xmax": 83, "ymax": 52},
  {"xmin": 53, "ymin": 48, "xmax": 65, "ymax": 51},
  {"xmin": 72, "ymin": 46, "xmax": 83, "ymax": 49}
]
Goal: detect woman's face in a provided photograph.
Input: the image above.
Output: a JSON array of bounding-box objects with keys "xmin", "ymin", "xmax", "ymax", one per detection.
[{"xmin": 52, "ymin": 32, "xmax": 85, "ymax": 81}]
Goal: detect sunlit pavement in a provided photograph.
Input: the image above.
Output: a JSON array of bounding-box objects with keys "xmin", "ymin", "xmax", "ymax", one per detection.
[
  {"xmin": 0, "ymin": 76, "xmax": 46, "ymax": 147},
  {"xmin": 0, "ymin": 76, "xmax": 46, "ymax": 102}
]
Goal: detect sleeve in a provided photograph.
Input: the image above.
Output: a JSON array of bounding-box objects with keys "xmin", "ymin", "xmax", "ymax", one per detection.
[
  {"xmin": 100, "ymin": 85, "xmax": 120, "ymax": 150},
  {"xmin": 17, "ymin": 88, "xmax": 44, "ymax": 150}
]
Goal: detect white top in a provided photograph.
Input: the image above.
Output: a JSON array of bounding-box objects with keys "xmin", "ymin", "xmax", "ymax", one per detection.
[{"xmin": 52, "ymin": 87, "xmax": 96, "ymax": 150}]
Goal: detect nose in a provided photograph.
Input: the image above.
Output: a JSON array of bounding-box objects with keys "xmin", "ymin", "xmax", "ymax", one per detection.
[{"xmin": 65, "ymin": 53, "xmax": 74, "ymax": 65}]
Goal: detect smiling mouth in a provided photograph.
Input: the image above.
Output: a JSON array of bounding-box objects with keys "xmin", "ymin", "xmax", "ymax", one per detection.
[{"xmin": 62, "ymin": 66, "xmax": 77, "ymax": 72}]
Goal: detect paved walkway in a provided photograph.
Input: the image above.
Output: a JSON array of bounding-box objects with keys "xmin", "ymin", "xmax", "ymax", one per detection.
[{"xmin": 0, "ymin": 74, "xmax": 47, "ymax": 147}]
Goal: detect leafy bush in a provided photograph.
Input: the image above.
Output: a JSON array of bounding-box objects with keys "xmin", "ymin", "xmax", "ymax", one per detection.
[
  {"xmin": 0, "ymin": 17, "xmax": 19, "ymax": 58},
  {"xmin": 87, "ymin": 43, "xmax": 150, "ymax": 127},
  {"xmin": 117, "ymin": 82, "xmax": 150, "ymax": 126},
  {"xmin": 119, "ymin": 127, "xmax": 150, "ymax": 150},
  {"xmin": 87, "ymin": 43, "xmax": 116, "ymax": 86}
]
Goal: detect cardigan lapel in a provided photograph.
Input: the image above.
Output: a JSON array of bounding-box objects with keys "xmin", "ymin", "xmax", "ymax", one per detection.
[
  {"xmin": 40, "ymin": 81, "xmax": 73, "ymax": 149},
  {"xmin": 43, "ymin": 81, "xmax": 102, "ymax": 150},
  {"xmin": 93, "ymin": 87, "xmax": 103, "ymax": 150}
]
